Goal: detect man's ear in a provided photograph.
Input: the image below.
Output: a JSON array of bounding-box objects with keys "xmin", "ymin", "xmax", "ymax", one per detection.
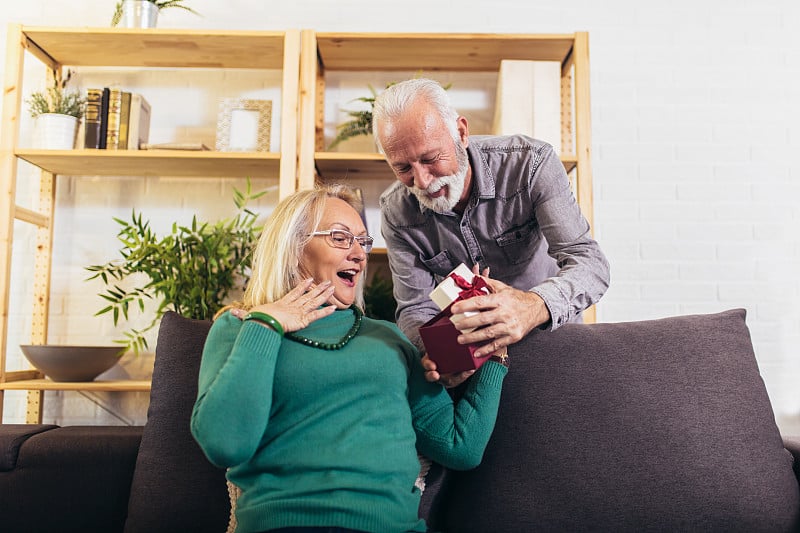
[{"xmin": 456, "ymin": 115, "xmax": 469, "ymax": 147}]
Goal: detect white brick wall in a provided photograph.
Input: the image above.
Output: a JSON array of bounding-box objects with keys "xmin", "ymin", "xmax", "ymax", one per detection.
[{"xmin": 1, "ymin": 0, "xmax": 798, "ymax": 434}]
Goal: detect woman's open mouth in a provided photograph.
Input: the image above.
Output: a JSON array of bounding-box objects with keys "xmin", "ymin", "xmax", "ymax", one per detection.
[{"xmin": 337, "ymin": 269, "xmax": 359, "ymax": 287}]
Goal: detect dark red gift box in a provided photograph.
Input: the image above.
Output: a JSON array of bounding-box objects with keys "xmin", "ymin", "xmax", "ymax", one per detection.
[
  {"xmin": 419, "ymin": 272, "xmax": 491, "ymax": 374},
  {"xmin": 419, "ymin": 309, "xmax": 491, "ymax": 374}
]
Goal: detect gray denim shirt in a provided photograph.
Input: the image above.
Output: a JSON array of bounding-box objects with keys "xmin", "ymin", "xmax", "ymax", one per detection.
[{"xmin": 379, "ymin": 134, "xmax": 610, "ymax": 351}]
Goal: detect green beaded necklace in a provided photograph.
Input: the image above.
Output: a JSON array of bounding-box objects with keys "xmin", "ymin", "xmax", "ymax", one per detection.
[{"xmin": 284, "ymin": 304, "xmax": 363, "ymax": 350}]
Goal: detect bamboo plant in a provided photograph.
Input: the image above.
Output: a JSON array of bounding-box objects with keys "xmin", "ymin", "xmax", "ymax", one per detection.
[{"xmin": 86, "ymin": 182, "xmax": 266, "ymax": 355}]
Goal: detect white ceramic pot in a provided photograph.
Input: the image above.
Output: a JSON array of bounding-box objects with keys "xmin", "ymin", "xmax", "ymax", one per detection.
[
  {"xmin": 120, "ymin": 0, "xmax": 159, "ymax": 28},
  {"xmin": 33, "ymin": 113, "xmax": 79, "ymax": 150}
]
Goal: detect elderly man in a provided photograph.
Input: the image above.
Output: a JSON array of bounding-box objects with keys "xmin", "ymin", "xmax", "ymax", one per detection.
[{"xmin": 373, "ymin": 78, "xmax": 610, "ymax": 384}]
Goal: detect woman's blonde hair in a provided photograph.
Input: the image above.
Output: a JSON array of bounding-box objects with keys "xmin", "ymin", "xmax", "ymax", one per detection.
[{"xmin": 240, "ymin": 184, "xmax": 366, "ymax": 311}]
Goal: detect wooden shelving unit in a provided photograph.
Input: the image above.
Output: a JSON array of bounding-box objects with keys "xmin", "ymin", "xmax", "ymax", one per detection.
[
  {"xmin": 1, "ymin": 26, "xmax": 596, "ymax": 424},
  {"xmin": 0, "ymin": 25, "xmax": 301, "ymax": 423},
  {"xmin": 297, "ymin": 31, "xmax": 594, "ymax": 298}
]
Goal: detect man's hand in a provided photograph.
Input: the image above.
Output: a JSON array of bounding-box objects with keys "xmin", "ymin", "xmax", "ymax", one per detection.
[
  {"xmin": 419, "ymin": 264, "xmax": 549, "ymax": 385},
  {"xmin": 449, "ymin": 277, "xmax": 551, "ymax": 359}
]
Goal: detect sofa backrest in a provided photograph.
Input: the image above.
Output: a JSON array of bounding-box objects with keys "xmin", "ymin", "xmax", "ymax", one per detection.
[
  {"xmin": 124, "ymin": 311, "xmax": 230, "ymax": 533},
  {"xmin": 431, "ymin": 308, "xmax": 800, "ymax": 532}
]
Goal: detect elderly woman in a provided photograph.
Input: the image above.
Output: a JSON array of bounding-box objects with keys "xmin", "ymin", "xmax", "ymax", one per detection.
[{"xmin": 190, "ymin": 184, "xmax": 508, "ymax": 533}]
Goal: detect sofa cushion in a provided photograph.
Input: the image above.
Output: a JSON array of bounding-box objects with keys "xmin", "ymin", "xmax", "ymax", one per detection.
[
  {"xmin": 435, "ymin": 309, "xmax": 800, "ymax": 532},
  {"xmin": 124, "ymin": 311, "xmax": 229, "ymax": 533}
]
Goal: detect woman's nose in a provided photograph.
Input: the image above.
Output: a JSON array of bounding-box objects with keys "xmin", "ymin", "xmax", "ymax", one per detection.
[{"xmin": 349, "ymin": 243, "xmax": 367, "ymax": 260}]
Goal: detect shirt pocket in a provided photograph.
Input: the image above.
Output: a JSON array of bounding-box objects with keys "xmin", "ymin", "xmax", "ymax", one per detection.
[
  {"xmin": 495, "ymin": 219, "xmax": 541, "ymax": 266},
  {"xmin": 420, "ymin": 250, "xmax": 457, "ymax": 280}
]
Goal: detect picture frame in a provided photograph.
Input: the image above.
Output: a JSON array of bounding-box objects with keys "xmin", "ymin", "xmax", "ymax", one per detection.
[{"xmin": 215, "ymin": 98, "xmax": 272, "ymax": 152}]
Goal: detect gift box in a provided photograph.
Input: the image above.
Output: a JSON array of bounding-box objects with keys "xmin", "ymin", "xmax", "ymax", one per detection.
[
  {"xmin": 420, "ymin": 263, "xmax": 492, "ymax": 374},
  {"xmin": 428, "ymin": 263, "xmax": 486, "ymax": 326},
  {"xmin": 419, "ymin": 310, "xmax": 491, "ymax": 374}
]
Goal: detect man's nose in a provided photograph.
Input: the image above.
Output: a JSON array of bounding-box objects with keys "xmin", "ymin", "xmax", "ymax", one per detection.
[{"xmin": 411, "ymin": 163, "xmax": 434, "ymax": 190}]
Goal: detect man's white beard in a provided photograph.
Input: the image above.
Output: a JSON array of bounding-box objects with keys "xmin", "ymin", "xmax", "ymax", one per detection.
[{"xmin": 409, "ymin": 142, "xmax": 469, "ymax": 212}]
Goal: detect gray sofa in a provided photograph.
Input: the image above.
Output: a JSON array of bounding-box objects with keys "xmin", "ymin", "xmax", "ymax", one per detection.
[{"xmin": 1, "ymin": 308, "xmax": 798, "ymax": 532}]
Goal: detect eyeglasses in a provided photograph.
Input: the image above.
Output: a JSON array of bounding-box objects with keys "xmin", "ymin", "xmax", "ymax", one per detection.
[{"xmin": 308, "ymin": 229, "xmax": 374, "ymax": 253}]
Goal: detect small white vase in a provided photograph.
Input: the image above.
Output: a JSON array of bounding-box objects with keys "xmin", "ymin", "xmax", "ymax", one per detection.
[
  {"xmin": 33, "ymin": 113, "xmax": 78, "ymax": 150},
  {"xmin": 120, "ymin": 0, "xmax": 159, "ymax": 29}
]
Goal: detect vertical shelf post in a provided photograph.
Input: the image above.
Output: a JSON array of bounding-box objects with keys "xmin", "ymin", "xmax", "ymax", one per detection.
[
  {"xmin": 296, "ymin": 29, "xmax": 319, "ymax": 191},
  {"xmin": 0, "ymin": 24, "xmax": 26, "ymax": 420},
  {"xmin": 571, "ymin": 31, "xmax": 596, "ymax": 324},
  {"xmin": 278, "ymin": 29, "xmax": 301, "ymax": 200},
  {"xmin": 572, "ymin": 32, "xmax": 594, "ymax": 231}
]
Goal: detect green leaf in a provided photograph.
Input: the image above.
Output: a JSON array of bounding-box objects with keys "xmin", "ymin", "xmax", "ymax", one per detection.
[{"xmin": 94, "ymin": 305, "xmax": 114, "ymax": 317}]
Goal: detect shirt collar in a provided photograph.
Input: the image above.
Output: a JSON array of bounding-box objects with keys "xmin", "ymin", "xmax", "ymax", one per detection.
[{"xmin": 467, "ymin": 141, "xmax": 497, "ymax": 200}]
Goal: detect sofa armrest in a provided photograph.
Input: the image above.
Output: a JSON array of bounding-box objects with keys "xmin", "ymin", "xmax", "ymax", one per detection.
[
  {"xmin": 784, "ymin": 435, "xmax": 800, "ymax": 486},
  {"xmin": 0, "ymin": 425, "xmax": 143, "ymax": 532},
  {"xmin": 0, "ymin": 424, "xmax": 59, "ymax": 471}
]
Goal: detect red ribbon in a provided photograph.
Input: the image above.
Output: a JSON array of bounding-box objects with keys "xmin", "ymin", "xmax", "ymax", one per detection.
[{"xmin": 448, "ymin": 272, "xmax": 489, "ymax": 301}]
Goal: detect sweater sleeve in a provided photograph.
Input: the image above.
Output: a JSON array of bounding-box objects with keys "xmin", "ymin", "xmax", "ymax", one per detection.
[
  {"xmin": 190, "ymin": 311, "xmax": 283, "ymax": 468},
  {"xmin": 407, "ymin": 353, "xmax": 507, "ymax": 471}
]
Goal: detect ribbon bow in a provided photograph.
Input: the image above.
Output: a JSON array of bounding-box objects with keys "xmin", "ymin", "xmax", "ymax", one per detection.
[{"xmin": 448, "ymin": 272, "xmax": 489, "ymax": 301}]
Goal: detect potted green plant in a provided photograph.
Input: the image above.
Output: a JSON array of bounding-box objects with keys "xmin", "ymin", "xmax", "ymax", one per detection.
[
  {"xmin": 112, "ymin": 0, "xmax": 200, "ymax": 28},
  {"xmin": 26, "ymin": 72, "xmax": 85, "ymax": 149},
  {"xmin": 85, "ymin": 181, "xmax": 266, "ymax": 355},
  {"xmin": 328, "ymin": 83, "xmax": 381, "ymax": 150},
  {"xmin": 26, "ymin": 86, "xmax": 85, "ymax": 119}
]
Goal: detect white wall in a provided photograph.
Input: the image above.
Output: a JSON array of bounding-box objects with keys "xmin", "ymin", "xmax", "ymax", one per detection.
[{"xmin": 1, "ymin": 1, "xmax": 798, "ymax": 433}]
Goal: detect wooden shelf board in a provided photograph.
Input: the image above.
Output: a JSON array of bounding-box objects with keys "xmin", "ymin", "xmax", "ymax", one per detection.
[
  {"xmin": 315, "ymin": 152, "xmax": 577, "ymax": 180},
  {"xmin": 316, "ymin": 33, "xmax": 576, "ymax": 71},
  {"xmin": 0, "ymin": 379, "xmax": 151, "ymax": 392},
  {"xmin": 22, "ymin": 27, "xmax": 288, "ymax": 69},
  {"xmin": 315, "ymin": 152, "xmax": 391, "ymax": 181},
  {"xmin": 15, "ymin": 149, "xmax": 281, "ymax": 178}
]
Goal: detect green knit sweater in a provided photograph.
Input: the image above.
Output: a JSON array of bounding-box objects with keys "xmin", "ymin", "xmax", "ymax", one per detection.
[{"xmin": 191, "ymin": 307, "xmax": 507, "ymax": 533}]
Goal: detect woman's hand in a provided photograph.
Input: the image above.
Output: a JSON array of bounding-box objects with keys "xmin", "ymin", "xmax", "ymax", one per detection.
[
  {"xmin": 230, "ymin": 278, "xmax": 336, "ymax": 333},
  {"xmin": 420, "ymin": 354, "xmax": 476, "ymax": 387}
]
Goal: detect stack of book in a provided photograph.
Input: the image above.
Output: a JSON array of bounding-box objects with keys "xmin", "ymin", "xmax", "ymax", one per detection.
[{"xmin": 84, "ymin": 88, "xmax": 151, "ymax": 150}]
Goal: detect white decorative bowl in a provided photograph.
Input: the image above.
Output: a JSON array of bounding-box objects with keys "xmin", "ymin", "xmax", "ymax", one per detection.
[{"xmin": 19, "ymin": 345, "xmax": 123, "ymax": 382}]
